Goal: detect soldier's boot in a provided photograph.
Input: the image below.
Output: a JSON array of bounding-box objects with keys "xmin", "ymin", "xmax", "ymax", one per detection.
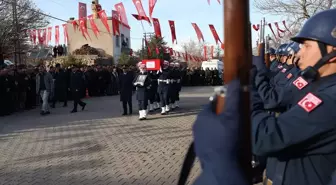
[
  {"xmin": 175, "ymin": 101, "xmax": 179, "ymax": 108},
  {"xmin": 149, "ymin": 104, "xmax": 154, "ymax": 112},
  {"xmin": 138, "ymin": 110, "xmax": 144, "ymax": 120},
  {"xmin": 161, "ymin": 107, "xmax": 166, "ymax": 115},
  {"xmin": 165, "ymin": 105, "xmax": 170, "ymax": 112},
  {"xmin": 171, "ymin": 103, "xmax": 176, "ymax": 110},
  {"xmin": 156, "ymin": 102, "xmax": 160, "ymax": 110},
  {"xmin": 143, "ymin": 110, "xmax": 147, "ymax": 119}
]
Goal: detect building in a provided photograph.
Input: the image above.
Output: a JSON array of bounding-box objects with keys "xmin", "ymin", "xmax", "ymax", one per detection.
[{"xmin": 66, "ymin": 17, "xmax": 131, "ymax": 63}]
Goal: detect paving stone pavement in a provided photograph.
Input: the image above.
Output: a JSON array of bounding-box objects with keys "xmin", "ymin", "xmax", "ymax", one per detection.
[{"xmin": 0, "ymin": 86, "xmax": 218, "ymax": 185}]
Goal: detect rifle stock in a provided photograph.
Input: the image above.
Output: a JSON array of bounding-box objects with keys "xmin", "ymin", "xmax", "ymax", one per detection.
[{"xmin": 215, "ymin": 0, "xmax": 252, "ymax": 183}]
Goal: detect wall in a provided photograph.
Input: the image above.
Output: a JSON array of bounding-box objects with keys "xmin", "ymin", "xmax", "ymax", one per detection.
[
  {"xmin": 66, "ymin": 18, "xmax": 131, "ymax": 63},
  {"xmin": 113, "ymin": 24, "xmax": 131, "ymax": 63}
]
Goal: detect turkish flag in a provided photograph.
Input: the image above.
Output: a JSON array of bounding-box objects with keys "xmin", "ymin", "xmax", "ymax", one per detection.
[
  {"xmin": 149, "ymin": 0, "xmax": 157, "ymax": 19},
  {"xmin": 192, "ymin": 23, "xmax": 204, "ymax": 42},
  {"xmin": 112, "ymin": 10, "xmax": 120, "ymax": 36},
  {"xmin": 78, "ymin": 2, "xmax": 87, "ymax": 19},
  {"xmin": 209, "ymin": 24, "xmax": 222, "ymax": 44},
  {"xmin": 97, "ymin": 10, "xmax": 110, "ymax": 33},
  {"xmin": 55, "ymin": 26, "xmax": 59, "ymax": 45},
  {"xmin": 168, "ymin": 20, "xmax": 177, "ymax": 44},
  {"xmin": 152, "ymin": 18, "xmax": 161, "ymax": 38},
  {"xmin": 142, "ymin": 59, "xmax": 161, "ymax": 70},
  {"xmin": 132, "ymin": 0, "xmax": 150, "ymax": 23},
  {"xmin": 62, "ymin": 24, "xmax": 68, "ymax": 43},
  {"xmin": 88, "ymin": 14, "xmax": 100, "ymax": 37},
  {"xmin": 114, "ymin": 2, "xmax": 129, "ymax": 28}
]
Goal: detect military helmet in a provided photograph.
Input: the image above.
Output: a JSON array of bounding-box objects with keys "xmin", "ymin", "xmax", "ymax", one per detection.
[
  {"xmin": 267, "ymin": 48, "xmax": 276, "ymax": 55},
  {"xmin": 291, "ymin": 9, "xmax": 336, "ymax": 47},
  {"xmin": 275, "ymin": 44, "xmax": 288, "ymax": 55},
  {"xmin": 286, "ymin": 42, "xmax": 300, "ymax": 56}
]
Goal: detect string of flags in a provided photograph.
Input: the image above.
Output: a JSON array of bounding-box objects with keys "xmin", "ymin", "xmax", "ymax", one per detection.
[
  {"xmin": 252, "ymin": 20, "xmax": 292, "ymax": 39},
  {"xmin": 25, "ymin": 0, "xmax": 291, "ymax": 62}
]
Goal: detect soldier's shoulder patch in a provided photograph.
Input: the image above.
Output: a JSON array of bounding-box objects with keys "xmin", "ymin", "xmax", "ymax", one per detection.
[
  {"xmin": 281, "ymin": 68, "xmax": 287, "ymax": 73},
  {"xmin": 292, "ymin": 77, "xmax": 308, "ymax": 90},
  {"xmin": 298, "ymin": 93, "xmax": 322, "ymax": 112},
  {"xmin": 286, "ymin": 73, "xmax": 293, "ymax": 79}
]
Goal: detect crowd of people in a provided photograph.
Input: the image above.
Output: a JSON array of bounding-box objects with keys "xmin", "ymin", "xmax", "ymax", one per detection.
[
  {"xmin": 189, "ymin": 9, "xmax": 336, "ymax": 185},
  {"xmin": 0, "ymin": 63, "xmax": 222, "ymax": 117}
]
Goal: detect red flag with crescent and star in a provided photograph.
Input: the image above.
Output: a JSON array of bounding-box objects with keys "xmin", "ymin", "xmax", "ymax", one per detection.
[
  {"xmin": 114, "ymin": 2, "xmax": 129, "ymax": 28},
  {"xmin": 97, "ymin": 10, "xmax": 111, "ymax": 33},
  {"xmin": 62, "ymin": 24, "xmax": 68, "ymax": 44},
  {"xmin": 132, "ymin": 0, "xmax": 150, "ymax": 23},
  {"xmin": 168, "ymin": 20, "xmax": 177, "ymax": 44},
  {"xmin": 112, "ymin": 10, "xmax": 120, "ymax": 35},
  {"xmin": 209, "ymin": 24, "xmax": 222, "ymax": 44},
  {"xmin": 78, "ymin": 2, "xmax": 87, "ymax": 19},
  {"xmin": 152, "ymin": 18, "xmax": 161, "ymax": 37},
  {"xmin": 88, "ymin": 14, "xmax": 100, "ymax": 37},
  {"xmin": 54, "ymin": 26, "xmax": 59, "ymax": 45},
  {"xmin": 149, "ymin": 0, "xmax": 157, "ymax": 19},
  {"xmin": 192, "ymin": 23, "xmax": 204, "ymax": 42}
]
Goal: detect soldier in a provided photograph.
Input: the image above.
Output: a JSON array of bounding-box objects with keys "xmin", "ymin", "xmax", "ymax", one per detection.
[
  {"xmin": 148, "ymin": 70, "xmax": 159, "ymax": 112},
  {"xmin": 157, "ymin": 60, "xmax": 171, "ymax": 114},
  {"xmin": 133, "ymin": 62, "xmax": 151, "ymax": 120},
  {"xmin": 174, "ymin": 62, "xmax": 182, "ymax": 108},
  {"xmin": 252, "ymin": 9, "xmax": 336, "ymax": 185},
  {"xmin": 168, "ymin": 62, "xmax": 178, "ymax": 109}
]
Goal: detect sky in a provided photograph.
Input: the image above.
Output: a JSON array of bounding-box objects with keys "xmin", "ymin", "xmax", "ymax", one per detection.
[{"xmin": 32, "ymin": 0, "xmax": 283, "ymax": 51}]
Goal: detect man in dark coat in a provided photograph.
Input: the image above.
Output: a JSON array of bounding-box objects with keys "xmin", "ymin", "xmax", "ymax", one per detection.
[
  {"xmin": 52, "ymin": 63, "xmax": 68, "ymax": 108},
  {"xmin": 119, "ymin": 66, "xmax": 134, "ymax": 115},
  {"xmin": 70, "ymin": 65, "xmax": 86, "ymax": 113}
]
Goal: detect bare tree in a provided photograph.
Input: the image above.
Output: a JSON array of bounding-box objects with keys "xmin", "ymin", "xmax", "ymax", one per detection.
[
  {"xmin": 0, "ymin": 0, "xmax": 49, "ymax": 61},
  {"xmin": 254, "ymin": 0, "xmax": 336, "ymax": 27}
]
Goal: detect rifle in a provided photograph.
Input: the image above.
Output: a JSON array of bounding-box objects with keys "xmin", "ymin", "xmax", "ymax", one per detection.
[
  {"xmin": 177, "ymin": 0, "xmax": 252, "ymax": 184},
  {"xmin": 258, "ymin": 18, "xmax": 267, "ymax": 67}
]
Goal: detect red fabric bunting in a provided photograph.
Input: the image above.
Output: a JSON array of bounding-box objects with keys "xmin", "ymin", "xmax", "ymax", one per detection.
[
  {"xmin": 168, "ymin": 20, "xmax": 177, "ymax": 44},
  {"xmin": 98, "ymin": 10, "xmax": 110, "ymax": 33},
  {"xmin": 62, "ymin": 24, "xmax": 68, "ymax": 43},
  {"xmin": 115, "ymin": 2, "xmax": 130, "ymax": 28},
  {"xmin": 252, "ymin": 24, "xmax": 260, "ymax": 31},
  {"xmin": 152, "ymin": 18, "xmax": 161, "ymax": 38},
  {"xmin": 112, "ymin": 10, "xmax": 120, "ymax": 36},
  {"xmin": 132, "ymin": 0, "xmax": 151, "ymax": 23},
  {"xmin": 88, "ymin": 14, "xmax": 100, "ymax": 37},
  {"xmin": 149, "ymin": 0, "xmax": 157, "ymax": 19},
  {"xmin": 209, "ymin": 24, "xmax": 221, "ymax": 44},
  {"xmin": 78, "ymin": 2, "xmax": 87, "ymax": 19},
  {"xmin": 192, "ymin": 23, "xmax": 204, "ymax": 42},
  {"xmin": 79, "ymin": 18, "xmax": 89, "ymax": 39},
  {"xmin": 282, "ymin": 20, "xmax": 292, "ymax": 34},
  {"xmin": 55, "ymin": 26, "xmax": 59, "ymax": 45},
  {"xmin": 268, "ymin": 23, "xmax": 277, "ymax": 40}
]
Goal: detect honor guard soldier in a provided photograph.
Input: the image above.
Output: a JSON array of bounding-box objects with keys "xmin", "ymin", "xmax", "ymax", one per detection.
[
  {"xmin": 190, "ymin": 9, "xmax": 336, "ymax": 185},
  {"xmin": 133, "ymin": 62, "xmax": 151, "ymax": 120},
  {"xmin": 148, "ymin": 70, "xmax": 159, "ymax": 112},
  {"xmin": 252, "ymin": 9, "xmax": 336, "ymax": 185},
  {"xmin": 168, "ymin": 62, "xmax": 178, "ymax": 109},
  {"xmin": 174, "ymin": 62, "xmax": 182, "ymax": 108},
  {"xmin": 157, "ymin": 60, "xmax": 171, "ymax": 114},
  {"xmin": 268, "ymin": 48, "xmax": 278, "ymax": 71}
]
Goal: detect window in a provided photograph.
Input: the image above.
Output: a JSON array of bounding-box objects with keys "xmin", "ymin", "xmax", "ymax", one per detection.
[{"xmin": 116, "ymin": 35, "xmax": 120, "ymax": 47}]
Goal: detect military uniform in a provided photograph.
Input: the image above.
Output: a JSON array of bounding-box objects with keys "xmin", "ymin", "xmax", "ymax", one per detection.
[
  {"xmin": 134, "ymin": 63, "xmax": 151, "ymax": 120},
  {"xmin": 157, "ymin": 61, "xmax": 171, "ymax": 114}
]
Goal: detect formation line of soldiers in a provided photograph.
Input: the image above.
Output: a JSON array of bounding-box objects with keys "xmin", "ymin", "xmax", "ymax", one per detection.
[{"xmin": 189, "ymin": 9, "xmax": 336, "ymax": 185}]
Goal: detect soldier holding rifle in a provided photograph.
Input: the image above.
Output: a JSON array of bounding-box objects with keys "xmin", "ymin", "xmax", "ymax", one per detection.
[{"xmin": 182, "ymin": 5, "xmax": 336, "ymax": 185}]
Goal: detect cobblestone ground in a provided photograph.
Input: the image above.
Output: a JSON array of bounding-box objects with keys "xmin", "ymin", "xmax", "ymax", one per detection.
[{"xmin": 0, "ymin": 86, "xmax": 215, "ymax": 185}]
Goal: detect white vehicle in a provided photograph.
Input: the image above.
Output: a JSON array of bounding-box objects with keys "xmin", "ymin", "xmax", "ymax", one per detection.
[{"xmin": 201, "ymin": 59, "xmax": 224, "ymax": 71}]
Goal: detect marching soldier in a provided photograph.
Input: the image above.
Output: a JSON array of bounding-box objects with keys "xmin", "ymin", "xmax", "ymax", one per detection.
[
  {"xmin": 174, "ymin": 62, "xmax": 182, "ymax": 108},
  {"xmin": 157, "ymin": 60, "xmax": 171, "ymax": 115},
  {"xmin": 133, "ymin": 62, "xmax": 151, "ymax": 120},
  {"xmin": 168, "ymin": 62, "xmax": 178, "ymax": 110},
  {"xmin": 148, "ymin": 70, "xmax": 159, "ymax": 112}
]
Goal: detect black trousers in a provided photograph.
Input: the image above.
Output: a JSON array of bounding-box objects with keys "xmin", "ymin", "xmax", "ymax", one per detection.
[
  {"xmin": 72, "ymin": 91, "xmax": 85, "ymax": 111},
  {"xmin": 122, "ymin": 98, "xmax": 132, "ymax": 114},
  {"xmin": 138, "ymin": 100, "xmax": 148, "ymax": 110},
  {"xmin": 158, "ymin": 85, "xmax": 169, "ymax": 107}
]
